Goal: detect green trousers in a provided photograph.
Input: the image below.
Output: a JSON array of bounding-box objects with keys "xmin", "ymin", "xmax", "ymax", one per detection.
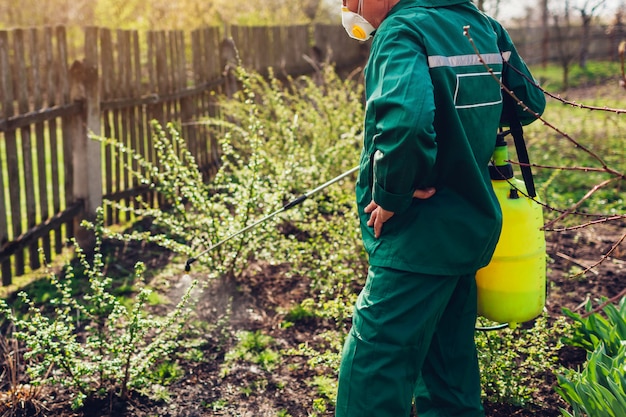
[{"xmin": 335, "ymin": 266, "xmax": 484, "ymax": 417}]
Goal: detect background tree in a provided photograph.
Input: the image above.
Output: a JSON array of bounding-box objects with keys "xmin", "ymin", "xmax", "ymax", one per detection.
[
  {"xmin": 541, "ymin": 0, "xmax": 550, "ymax": 67},
  {"xmin": 573, "ymin": 0, "xmax": 607, "ymax": 67},
  {"xmin": 607, "ymin": 6, "xmax": 625, "ymax": 62},
  {"xmin": 552, "ymin": 0, "xmax": 577, "ymax": 89}
]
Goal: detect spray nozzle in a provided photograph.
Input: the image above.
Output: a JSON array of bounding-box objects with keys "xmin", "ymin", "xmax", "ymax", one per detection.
[{"xmin": 184, "ymin": 258, "xmax": 195, "ymax": 272}]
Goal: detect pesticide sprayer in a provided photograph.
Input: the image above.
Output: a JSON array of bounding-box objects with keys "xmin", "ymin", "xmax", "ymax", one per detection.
[{"xmin": 476, "ymin": 106, "xmax": 547, "ymax": 329}]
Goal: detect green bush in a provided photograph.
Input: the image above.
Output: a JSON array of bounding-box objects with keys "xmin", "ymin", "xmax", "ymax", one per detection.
[
  {"xmin": 476, "ymin": 314, "xmax": 571, "ymax": 406},
  {"xmin": 562, "ymin": 296, "xmax": 626, "ymax": 357},
  {"xmin": 0, "ymin": 209, "xmax": 198, "ymax": 410},
  {"xmin": 99, "ymin": 65, "xmax": 364, "ymax": 285}
]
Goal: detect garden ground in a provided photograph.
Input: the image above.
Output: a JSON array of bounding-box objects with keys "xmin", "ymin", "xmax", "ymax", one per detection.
[
  {"xmin": 27, "ymin": 216, "xmax": 623, "ymax": 417},
  {"xmin": 4, "ymin": 81, "xmax": 626, "ymax": 417}
]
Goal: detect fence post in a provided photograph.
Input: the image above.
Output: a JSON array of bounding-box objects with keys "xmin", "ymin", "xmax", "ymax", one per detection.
[
  {"xmin": 220, "ymin": 37, "xmax": 238, "ymax": 98},
  {"xmin": 69, "ymin": 27, "xmax": 102, "ymax": 249}
]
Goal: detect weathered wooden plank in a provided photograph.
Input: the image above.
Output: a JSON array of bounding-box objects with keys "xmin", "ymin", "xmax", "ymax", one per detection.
[
  {"xmin": 254, "ymin": 26, "xmax": 264, "ymax": 70},
  {"xmin": 100, "ymin": 28, "xmax": 115, "ymax": 223},
  {"xmin": 177, "ymin": 30, "xmax": 195, "ymax": 164},
  {"xmin": 203, "ymin": 27, "xmax": 214, "ymax": 82},
  {"xmin": 0, "ymin": 30, "xmax": 10, "ymax": 284},
  {"xmin": 193, "ymin": 28, "xmax": 208, "ymax": 169},
  {"xmin": 81, "ymin": 27, "xmax": 103, "ymax": 218},
  {"xmin": 153, "ymin": 31, "xmax": 168, "ymax": 127},
  {"xmin": 31, "ymin": 28, "xmax": 52, "ymax": 263},
  {"xmin": 191, "ymin": 29, "xmax": 201, "ymax": 85},
  {"xmin": 109, "ymin": 30, "xmax": 123, "ymax": 224},
  {"xmin": 131, "ymin": 30, "xmax": 151, "ymax": 207},
  {"xmin": 0, "ymin": 31, "xmax": 8, "ymax": 121},
  {"xmin": 166, "ymin": 31, "xmax": 177, "ymax": 127},
  {"xmin": 56, "ymin": 26, "xmax": 70, "ymax": 105},
  {"xmin": 156, "ymin": 31, "xmax": 168, "ymax": 95},
  {"xmin": 146, "ymin": 31, "xmax": 159, "ymax": 179},
  {"xmin": 189, "ymin": 29, "xmax": 203, "ymax": 168},
  {"xmin": 271, "ymin": 26, "xmax": 281, "ymax": 72},
  {"xmin": 119, "ymin": 29, "xmax": 132, "ymax": 221},
  {"xmin": 175, "ymin": 30, "xmax": 185, "ymax": 141},
  {"xmin": 58, "ymin": 26, "xmax": 74, "ymax": 241},
  {"xmin": 14, "ymin": 28, "xmax": 39, "ymax": 272},
  {"xmin": 0, "ymin": 103, "xmax": 80, "ymax": 132},
  {"xmin": 44, "ymin": 26, "xmax": 64, "ymax": 255}
]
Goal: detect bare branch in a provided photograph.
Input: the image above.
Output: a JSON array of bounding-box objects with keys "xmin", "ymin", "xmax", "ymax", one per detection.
[
  {"xmin": 463, "ymin": 25, "xmax": 626, "ymax": 274},
  {"xmin": 543, "ymin": 177, "xmax": 621, "ymax": 230},
  {"xmin": 547, "ymin": 214, "xmax": 626, "ymax": 232}
]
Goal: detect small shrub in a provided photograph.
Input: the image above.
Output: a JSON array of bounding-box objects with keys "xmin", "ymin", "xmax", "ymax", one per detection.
[
  {"xmin": 0, "ymin": 209, "xmax": 198, "ymax": 410},
  {"xmin": 476, "ymin": 314, "xmax": 571, "ymax": 406},
  {"xmin": 222, "ymin": 330, "xmax": 280, "ymax": 374}
]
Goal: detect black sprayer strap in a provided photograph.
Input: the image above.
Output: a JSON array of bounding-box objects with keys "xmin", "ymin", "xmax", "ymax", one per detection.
[{"xmin": 503, "ymin": 94, "xmax": 537, "ymax": 198}]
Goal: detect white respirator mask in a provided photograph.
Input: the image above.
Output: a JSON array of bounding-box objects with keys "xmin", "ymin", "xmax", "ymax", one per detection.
[{"xmin": 341, "ymin": 1, "xmax": 375, "ymax": 41}]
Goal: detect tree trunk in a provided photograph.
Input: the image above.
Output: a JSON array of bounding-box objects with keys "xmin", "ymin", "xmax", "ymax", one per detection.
[
  {"xmin": 541, "ymin": 0, "xmax": 550, "ymax": 67},
  {"xmin": 579, "ymin": 13, "xmax": 592, "ymax": 68}
]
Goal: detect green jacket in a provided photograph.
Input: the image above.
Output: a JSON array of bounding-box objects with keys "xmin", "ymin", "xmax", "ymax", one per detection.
[{"xmin": 356, "ymin": 0, "xmax": 546, "ymax": 275}]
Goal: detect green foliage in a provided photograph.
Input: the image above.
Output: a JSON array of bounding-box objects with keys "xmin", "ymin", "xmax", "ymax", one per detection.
[
  {"xmin": 99, "ymin": 64, "xmax": 364, "ymax": 290},
  {"xmin": 562, "ymin": 296, "xmax": 626, "ymax": 357},
  {"xmin": 276, "ymin": 409, "xmax": 293, "ymax": 417},
  {"xmin": 92, "ymin": 65, "xmax": 366, "ymax": 413},
  {"xmin": 476, "ymin": 314, "xmax": 572, "ymax": 406},
  {"xmin": 90, "ymin": 62, "xmax": 626, "ymax": 414},
  {"xmin": 556, "ymin": 296, "xmax": 626, "ymax": 417},
  {"xmin": 0, "ymin": 209, "xmax": 198, "ymax": 410},
  {"xmin": 283, "ymin": 300, "xmax": 318, "ymax": 324},
  {"xmin": 309, "ymin": 375, "xmax": 338, "ymax": 405},
  {"xmin": 222, "ymin": 330, "xmax": 279, "ymax": 373},
  {"xmin": 556, "ymin": 344, "xmax": 626, "ymax": 417},
  {"xmin": 531, "ymin": 61, "xmax": 622, "ymax": 91}
]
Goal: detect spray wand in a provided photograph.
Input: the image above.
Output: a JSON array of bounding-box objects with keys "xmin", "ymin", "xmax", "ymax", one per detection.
[{"xmin": 184, "ymin": 166, "xmax": 359, "ymax": 272}]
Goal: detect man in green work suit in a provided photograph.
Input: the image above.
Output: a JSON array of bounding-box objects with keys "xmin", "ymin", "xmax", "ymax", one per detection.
[{"xmin": 336, "ymin": 1, "xmax": 546, "ymax": 416}]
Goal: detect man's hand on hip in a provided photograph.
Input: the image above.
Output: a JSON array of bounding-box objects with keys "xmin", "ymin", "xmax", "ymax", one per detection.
[{"xmin": 365, "ymin": 187, "xmax": 436, "ymax": 238}]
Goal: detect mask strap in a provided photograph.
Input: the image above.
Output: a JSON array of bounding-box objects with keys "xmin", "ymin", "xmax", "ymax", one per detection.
[{"xmin": 357, "ymin": 0, "xmax": 364, "ymax": 15}]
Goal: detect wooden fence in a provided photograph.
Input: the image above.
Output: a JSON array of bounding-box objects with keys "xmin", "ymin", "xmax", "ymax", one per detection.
[
  {"xmin": 0, "ymin": 24, "xmax": 366, "ymax": 286},
  {"xmin": 508, "ymin": 24, "xmax": 623, "ymax": 65}
]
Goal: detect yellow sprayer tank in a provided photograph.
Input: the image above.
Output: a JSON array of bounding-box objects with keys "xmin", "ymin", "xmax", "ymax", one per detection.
[{"xmin": 476, "ymin": 140, "xmax": 546, "ymax": 326}]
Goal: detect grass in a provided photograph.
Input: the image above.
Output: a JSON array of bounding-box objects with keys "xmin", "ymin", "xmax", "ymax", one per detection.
[{"xmin": 531, "ymin": 61, "xmax": 622, "ymax": 92}]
